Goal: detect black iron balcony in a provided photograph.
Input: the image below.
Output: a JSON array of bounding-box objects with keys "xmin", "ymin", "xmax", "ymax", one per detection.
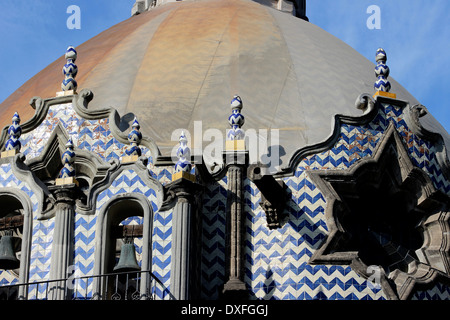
[{"xmin": 0, "ymin": 269, "xmax": 174, "ymax": 300}]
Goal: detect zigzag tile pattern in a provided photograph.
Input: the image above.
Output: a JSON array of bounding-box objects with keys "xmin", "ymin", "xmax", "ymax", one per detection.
[
  {"xmin": 0, "ymin": 163, "xmax": 44, "ymax": 290},
  {"xmin": 244, "ymin": 174, "xmax": 385, "ymax": 300},
  {"xmin": 0, "ymin": 103, "xmax": 172, "ymax": 299},
  {"xmin": 365, "ymin": 103, "xmax": 450, "ymax": 195},
  {"xmin": 152, "ymin": 207, "xmax": 173, "ymax": 299},
  {"xmin": 234, "ymin": 102, "xmax": 450, "ymax": 300},
  {"xmin": 1, "ymin": 95, "xmax": 448, "ymax": 300},
  {"xmin": 72, "ymin": 213, "xmax": 96, "ymax": 298},
  {"xmin": 93, "ymin": 169, "xmax": 170, "ymax": 299},
  {"xmin": 200, "ymin": 178, "xmax": 227, "ymax": 299},
  {"xmin": 411, "ymin": 282, "xmax": 450, "ymax": 300},
  {"xmin": 19, "ymin": 103, "xmax": 156, "ymax": 162}
]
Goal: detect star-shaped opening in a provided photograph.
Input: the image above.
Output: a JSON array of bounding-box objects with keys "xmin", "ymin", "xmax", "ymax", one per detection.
[{"xmin": 308, "ymin": 123, "xmax": 450, "ymax": 300}]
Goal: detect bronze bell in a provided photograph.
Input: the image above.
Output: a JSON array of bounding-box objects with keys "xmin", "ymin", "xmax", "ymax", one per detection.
[
  {"xmin": 113, "ymin": 238, "xmax": 140, "ymax": 273},
  {"xmin": 0, "ymin": 234, "xmax": 20, "ymax": 270}
]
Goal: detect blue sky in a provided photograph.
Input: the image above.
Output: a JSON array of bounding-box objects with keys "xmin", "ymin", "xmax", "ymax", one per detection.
[{"xmin": 0, "ymin": 0, "xmax": 449, "ymax": 132}]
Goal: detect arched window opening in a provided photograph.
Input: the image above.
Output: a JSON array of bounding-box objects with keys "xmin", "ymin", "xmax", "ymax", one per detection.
[
  {"xmin": 109, "ymin": 216, "xmax": 143, "ymax": 300},
  {"xmin": 0, "ymin": 194, "xmax": 25, "ymax": 300},
  {"xmin": 93, "ymin": 193, "xmax": 155, "ymax": 300},
  {"xmin": 103, "ymin": 200, "xmax": 145, "ymax": 300}
]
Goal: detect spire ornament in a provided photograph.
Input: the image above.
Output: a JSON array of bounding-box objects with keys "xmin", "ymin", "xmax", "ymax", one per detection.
[
  {"xmin": 172, "ymin": 131, "xmax": 195, "ymax": 182},
  {"xmin": 122, "ymin": 117, "xmax": 142, "ymax": 163},
  {"xmin": 373, "ymin": 48, "xmax": 396, "ymax": 99},
  {"xmin": 2, "ymin": 112, "xmax": 22, "ymax": 158},
  {"xmin": 126, "ymin": 117, "xmax": 143, "ymax": 156},
  {"xmin": 226, "ymin": 95, "xmax": 246, "ymax": 151},
  {"xmin": 59, "ymin": 138, "xmax": 76, "ymax": 179},
  {"xmin": 58, "ymin": 46, "xmax": 78, "ymax": 96},
  {"xmin": 56, "ymin": 138, "xmax": 78, "ymax": 185}
]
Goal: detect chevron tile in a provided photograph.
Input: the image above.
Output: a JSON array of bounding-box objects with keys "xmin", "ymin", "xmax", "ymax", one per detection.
[
  {"xmin": 0, "ymin": 88, "xmax": 449, "ymax": 301},
  {"xmin": 411, "ymin": 282, "xmax": 450, "ymax": 300},
  {"xmin": 239, "ymin": 102, "xmax": 450, "ymax": 300},
  {"xmin": 200, "ymin": 178, "xmax": 227, "ymax": 299}
]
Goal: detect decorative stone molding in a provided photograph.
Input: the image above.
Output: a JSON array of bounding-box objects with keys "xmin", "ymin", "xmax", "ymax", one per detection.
[
  {"xmin": 279, "ymin": 92, "xmax": 379, "ymax": 177},
  {"xmin": 0, "ymin": 90, "xmax": 168, "ymax": 217},
  {"xmin": 406, "ymin": 103, "xmax": 450, "ymax": 181},
  {"xmin": 22, "ymin": 122, "xmax": 112, "ymax": 218},
  {"xmin": 71, "ymin": 89, "xmax": 160, "ymax": 161},
  {"xmin": 10, "ymin": 153, "xmax": 55, "ymax": 221},
  {"xmin": 76, "ymin": 156, "xmax": 164, "ymax": 216},
  {"xmin": 279, "ymin": 91, "xmax": 450, "ymax": 185},
  {"xmin": 355, "ymin": 93, "xmax": 376, "ymax": 115},
  {"xmin": 0, "ymin": 90, "xmax": 161, "ymax": 164},
  {"xmin": 308, "ymin": 123, "xmax": 450, "ymax": 300}
]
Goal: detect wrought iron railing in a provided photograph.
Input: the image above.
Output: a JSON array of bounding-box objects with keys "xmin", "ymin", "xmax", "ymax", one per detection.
[{"xmin": 0, "ymin": 270, "xmax": 174, "ymax": 300}]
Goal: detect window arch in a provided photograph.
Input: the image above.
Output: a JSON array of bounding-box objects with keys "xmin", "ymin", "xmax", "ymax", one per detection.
[
  {"xmin": 0, "ymin": 188, "xmax": 33, "ymax": 300},
  {"xmin": 92, "ymin": 193, "xmax": 154, "ymax": 299}
]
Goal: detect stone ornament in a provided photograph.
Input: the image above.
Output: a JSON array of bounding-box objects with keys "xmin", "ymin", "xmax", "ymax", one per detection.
[
  {"xmin": 227, "ymin": 95, "xmax": 245, "ymax": 141},
  {"xmin": 174, "ymin": 131, "xmax": 192, "ymax": 173},
  {"xmin": 61, "ymin": 46, "xmax": 78, "ymax": 92},
  {"xmin": 374, "ymin": 48, "xmax": 391, "ymax": 92},
  {"xmin": 125, "ymin": 117, "xmax": 142, "ymax": 157},
  {"xmin": 5, "ymin": 112, "xmax": 22, "ymax": 152},
  {"xmin": 59, "ymin": 138, "xmax": 76, "ymax": 178}
]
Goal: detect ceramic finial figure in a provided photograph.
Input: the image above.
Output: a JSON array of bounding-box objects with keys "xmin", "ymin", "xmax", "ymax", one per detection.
[
  {"xmin": 125, "ymin": 117, "xmax": 142, "ymax": 157},
  {"xmin": 174, "ymin": 131, "xmax": 192, "ymax": 173},
  {"xmin": 60, "ymin": 138, "xmax": 76, "ymax": 178},
  {"xmin": 61, "ymin": 46, "xmax": 78, "ymax": 92},
  {"xmin": 374, "ymin": 48, "xmax": 391, "ymax": 93},
  {"xmin": 227, "ymin": 95, "xmax": 245, "ymax": 141},
  {"xmin": 4, "ymin": 112, "xmax": 22, "ymax": 153}
]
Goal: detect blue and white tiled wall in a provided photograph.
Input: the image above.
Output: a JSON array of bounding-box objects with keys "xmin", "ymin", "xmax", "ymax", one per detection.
[
  {"xmin": 0, "ymin": 163, "xmax": 41, "ymax": 288},
  {"xmin": 0, "ymin": 99, "xmax": 449, "ymax": 300},
  {"xmin": 199, "ymin": 101, "xmax": 450, "ymax": 300},
  {"xmin": 0, "ymin": 102, "xmax": 175, "ymax": 299}
]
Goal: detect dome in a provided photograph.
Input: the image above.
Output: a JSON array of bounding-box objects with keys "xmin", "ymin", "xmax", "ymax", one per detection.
[{"xmin": 1, "ymin": 0, "xmax": 447, "ymax": 167}]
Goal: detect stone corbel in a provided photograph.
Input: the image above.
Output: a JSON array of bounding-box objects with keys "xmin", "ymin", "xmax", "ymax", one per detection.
[{"xmin": 248, "ymin": 164, "xmax": 287, "ymax": 229}]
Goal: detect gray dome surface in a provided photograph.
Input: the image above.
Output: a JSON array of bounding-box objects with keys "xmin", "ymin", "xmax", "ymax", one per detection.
[{"xmin": 2, "ymin": 0, "xmax": 448, "ymax": 168}]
